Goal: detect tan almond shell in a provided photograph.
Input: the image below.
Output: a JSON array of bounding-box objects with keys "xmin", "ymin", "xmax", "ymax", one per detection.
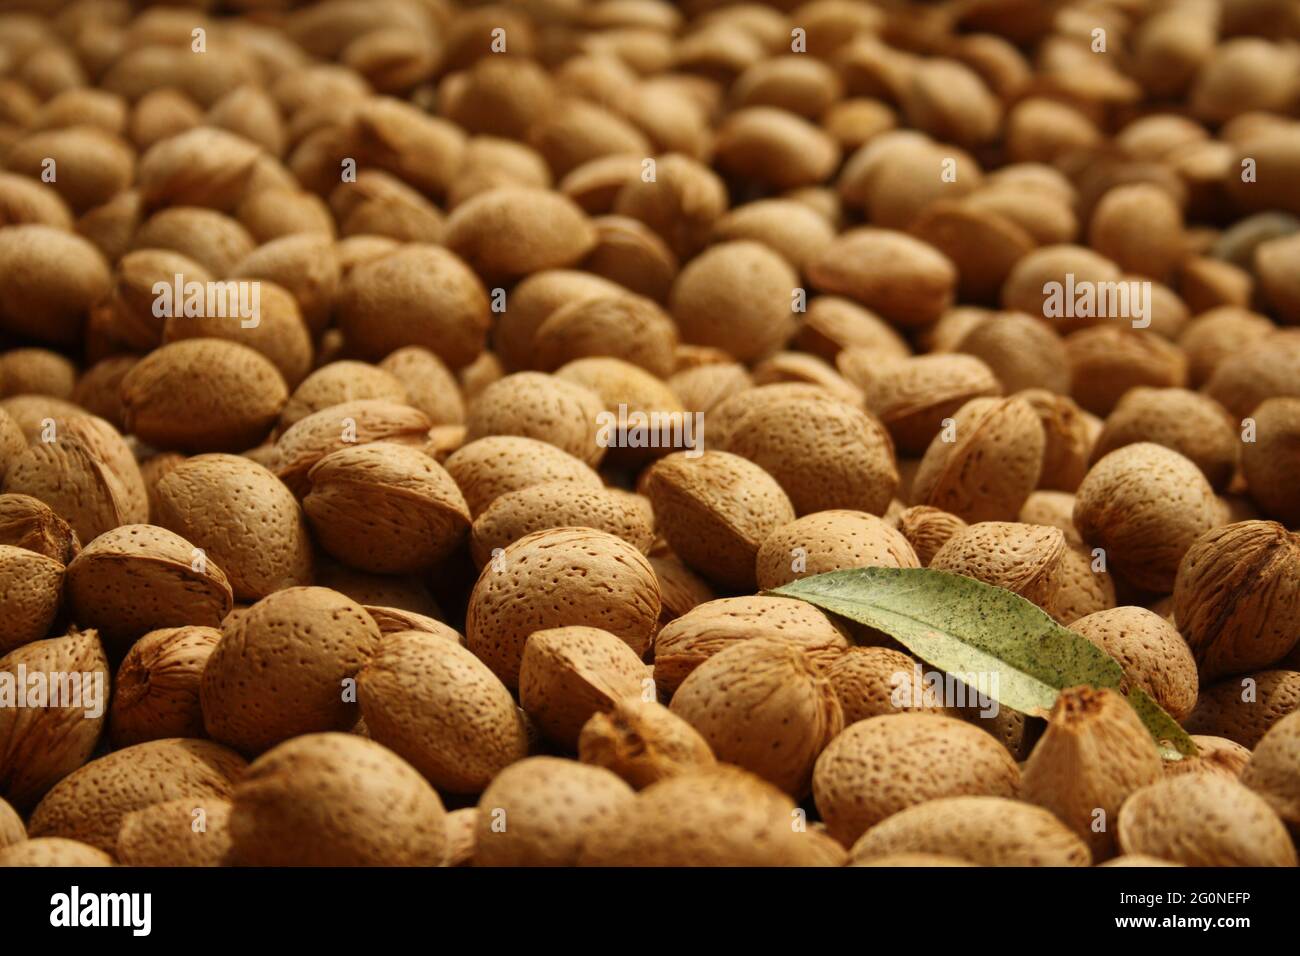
[
  {"xmin": 1185, "ymin": 670, "xmax": 1300, "ymax": 748},
  {"xmin": 1165, "ymin": 735, "xmax": 1253, "ymax": 780},
  {"xmin": 60, "ymin": 415, "xmax": 150, "ymax": 526},
  {"xmin": 1177, "ymin": 307, "xmax": 1275, "ymax": 387},
  {"xmin": 808, "ymin": 228, "xmax": 956, "ymax": 328},
  {"xmin": 3, "ymin": 433, "xmax": 138, "ymax": 545},
  {"xmin": 444, "ymin": 186, "xmax": 597, "ymax": 281},
  {"xmin": 270, "ymin": 399, "xmax": 432, "ymax": 496},
  {"xmin": 653, "ymin": 595, "xmax": 849, "ymax": 694},
  {"xmin": 377, "ymin": 347, "xmax": 465, "ymax": 427},
  {"xmin": 1073, "ymin": 443, "xmax": 1221, "ymax": 594},
  {"xmin": 576, "ymin": 765, "xmax": 834, "ymax": 866},
  {"xmin": 555, "ymin": 356, "xmax": 688, "ymax": 468},
  {"xmin": 1240, "ymin": 710, "xmax": 1300, "ymax": 830},
  {"xmin": 464, "ymin": 372, "xmax": 606, "ymax": 467},
  {"xmin": 1117, "ymin": 775, "xmax": 1297, "ymax": 867},
  {"xmin": 798, "ymin": 297, "xmax": 911, "ymax": 362},
  {"xmin": 471, "ymin": 482, "xmax": 655, "ymax": 568},
  {"xmin": 1069, "ymin": 607, "xmax": 1199, "ymax": 721},
  {"xmin": 1092, "ymin": 387, "xmax": 1238, "ymax": 492},
  {"xmin": 121, "ymin": 338, "xmax": 288, "ymax": 453},
  {"xmin": 1241, "ymin": 397, "xmax": 1300, "ymax": 527},
  {"xmin": 894, "ymin": 505, "xmax": 968, "ymax": 566},
  {"xmin": 669, "ymin": 636, "xmax": 842, "ymax": 796},
  {"xmin": 520, "ymin": 626, "xmax": 647, "ymax": 750},
  {"xmin": 0, "ymin": 410, "xmax": 26, "ymax": 479},
  {"xmin": 750, "ymin": 352, "xmax": 865, "ymax": 407},
  {"xmin": 849, "ymin": 852, "xmax": 978, "ymax": 867},
  {"xmin": 612, "ymin": 152, "xmax": 729, "ymax": 261},
  {"xmin": 27, "ymin": 738, "xmax": 246, "ymax": 853},
  {"xmin": 0, "ymin": 544, "xmax": 64, "ymax": 654},
  {"xmin": 849, "ymin": 796, "xmax": 1092, "ymax": 867},
  {"xmin": 465, "ymin": 527, "xmax": 661, "ymax": 690},
  {"xmin": 669, "ymin": 240, "xmax": 799, "ymax": 362},
  {"xmin": 813, "ymin": 714, "xmax": 1022, "ymax": 847},
  {"xmin": 491, "ymin": 270, "xmax": 622, "ymax": 372},
  {"xmin": 581, "ymin": 214, "xmax": 680, "ymax": 303},
  {"xmin": 0, "ymin": 628, "xmax": 109, "ymax": 810},
  {"xmin": 152, "ymin": 453, "xmax": 314, "ymax": 601},
  {"xmin": 361, "ymin": 606, "xmax": 460, "ymax": 642},
  {"xmin": 913, "ymin": 396, "xmax": 1045, "ymax": 524},
  {"xmin": 0, "ymin": 225, "xmax": 111, "ymax": 347},
  {"xmin": 533, "ymin": 293, "xmax": 678, "ymax": 378},
  {"xmin": 714, "ymin": 385, "xmax": 899, "ymax": 517},
  {"xmin": 931, "ymin": 522, "xmax": 1066, "ymax": 612},
  {"xmin": 1021, "ymin": 686, "xmax": 1164, "ymax": 860},
  {"xmin": 1205, "ymin": 330, "xmax": 1300, "ymax": 420},
  {"xmin": 475, "ymin": 756, "xmax": 634, "ymax": 866},
  {"xmin": 577, "ymin": 695, "xmax": 715, "ymax": 789},
  {"xmin": 0, "ymin": 837, "xmax": 113, "ymax": 867},
  {"xmin": 755, "ymin": 509, "xmax": 920, "ymax": 591},
  {"xmin": 0, "ymin": 796, "xmax": 25, "ymax": 848},
  {"xmin": 443, "ymin": 435, "xmax": 604, "ymax": 518},
  {"xmin": 313, "ymin": 562, "xmax": 441, "ymax": 619},
  {"xmin": 643, "ymin": 450, "xmax": 795, "ymax": 591},
  {"xmin": 110, "ymin": 625, "xmax": 218, "ymax": 748},
  {"xmin": 65, "ymin": 524, "xmax": 233, "ymax": 651},
  {"xmin": 228, "ymin": 732, "xmax": 447, "ymax": 866},
  {"xmin": 827, "ymin": 646, "xmax": 958, "ymax": 725},
  {"xmin": 648, "ymin": 555, "xmax": 715, "ymax": 627},
  {"xmin": 357, "ymin": 629, "xmax": 527, "ymax": 794},
  {"xmin": 847, "ymin": 353, "xmax": 1002, "ymax": 456},
  {"xmin": 229, "ymin": 232, "xmax": 340, "ymax": 337},
  {"xmin": 443, "ymin": 807, "xmax": 477, "ymax": 867},
  {"xmin": 115, "ymin": 796, "xmax": 233, "ymax": 867},
  {"xmin": 201, "ymin": 586, "xmax": 382, "ymax": 754},
  {"xmin": 1174, "ymin": 521, "xmax": 1300, "ymax": 682},
  {"xmin": 667, "ymin": 363, "xmax": 752, "ymax": 415},
  {"xmin": 279, "ymin": 363, "xmax": 408, "ymax": 436},
  {"xmin": 303, "ymin": 442, "xmax": 470, "ymax": 574}
]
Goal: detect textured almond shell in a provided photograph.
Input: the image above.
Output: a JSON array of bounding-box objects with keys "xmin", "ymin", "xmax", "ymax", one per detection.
[
  {"xmin": 1069, "ymin": 607, "xmax": 1198, "ymax": 721},
  {"xmin": 578, "ymin": 695, "xmax": 715, "ymax": 789},
  {"xmin": 444, "ymin": 435, "xmax": 604, "ymax": 518},
  {"xmin": 115, "ymin": 796, "xmax": 233, "ymax": 867},
  {"xmin": 0, "ymin": 544, "xmax": 64, "ymax": 654},
  {"xmin": 109, "ymin": 625, "xmax": 219, "ymax": 747},
  {"xmin": 755, "ymin": 509, "xmax": 919, "ymax": 591}
]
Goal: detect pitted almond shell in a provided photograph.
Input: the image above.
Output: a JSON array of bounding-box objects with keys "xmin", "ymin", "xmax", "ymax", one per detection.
[
  {"xmin": 65, "ymin": 524, "xmax": 233, "ymax": 652},
  {"xmin": 653, "ymin": 595, "xmax": 849, "ymax": 694},
  {"xmin": 228, "ymin": 732, "xmax": 447, "ymax": 866},
  {"xmin": 1184, "ymin": 670, "xmax": 1300, "ymax": 748},
  {"xmin": 0, "ymin": 544, "xmax": 64, "ymax": 654},
  {"xmin": 470, "ymin": 481, "xmax": 654, "ymax": 568},
  {"xmin": 3, "ymin": 435, "xmax": 138, "ymax": 545},
  {"xmin": 520, "ymin": 626, "xmax": 647, "ymax": 750},
  {"xmin": 669, "ymin": 636, "xmax": 842, "ymax": 797},
  {"xmin": 648, "ymin": 555, "xmax": 715, "ymax": 627},
  {"xmin": 0, "ymin": 796, "xmax": 23, "ymax": 848},
  {"xmin": 807, "ymin": 227, "xmax": 956, "ymax": 328},
  {"xmin": 578, "ymin": 695, "xmax": 715, "ymax": 789},
  {"xmin": 378, "ymin": 347, "xmax": 465, "ymax": 426},
  {"xmin": 1165, "ymin": 735, "xmax": 1252, "ymax": 780},
  {"xmin": 109, "ymin": 625, "xmax": 219, "ymax": 748},
  {"xmin": 755, "ymin": 509, "xmax": 919, "ymax": 590},
  {"xmin": 475, "ymin": 756, "xmax": 633, "ymax": 866},
  {"xmin": 1240, "ymin": 710, "xmax": 1300, "ymax": 830},
  {"xmin": 270, "ymin": 398, "xmax": 432, "ymax": 496},
  {"xmin": 930, "ymin": 521, "xmax": 1066, "ymax": 610},
  {"xmin": 0, "ymin": 838, "xmax": 113, "ymax": 866},
  {"xmin": 1174, "ymin": 521, "xmax": 1300, "ymax": 683},
  {"xmin": 576, "ymin": 765, "xmax": 832, "ymax": 866},
  {"xmin": 1241, "ymin": 397, "xmax": 1300, "ymax": 527},
  {"xmin": 362, "ymin": 605, "xmax": 460, "ymax": 642},
  {"xmin": 464, "ymin": 371, "xmax": 606, "ymax": 468},
  {"xmin": 667, "ymin": 361, "xmax": 753, "ymax": 415},
  {"xmin": 303, "ymin": 442, "xmax": 470, "ymax": 574},
  {"xmin": 201, "ymin": 586, "xmax": 382, "ymax": 755},
  {"xmin": 1117, "ymin": 774, "xmax": 1297, "ymax": 867},
  {"xmin": 643, "ymin": 450, "xmax": 795, "ymax": 591},
  {"xmin": 0, "ymin": 628, "xmax": 109, "ymax": 810},
  {"xmin": 115, "ymin": 796, "xmax": 233, "ymax": 867},
  {"xmin": 849, "ymin": 796, "xmax": 1092, "ymax": 866},
  {"xmin": 893, "ymin": 505, "xmax": 967, "ymax": 566},
  {"xmin": 813, "ymin": 714, "xmax": 1022, "ymax": 847},
  {"xmin": 533, "ymin": 293, "xmax": 678, "ymax": 379},
  {"xmin": 912, "ymin": 396, "xmax": 1045, "ymax": 524},
  {"xmin": 152, "ymin": 453, "xmax": 314, "ymax": 602},
  {"xmin": 827, "ymin": 645, "xmax": 957, "ymax": 725},
  {"xmin": 28, "ymin": 738, "xmax": 247, "ymax": 853},
  {"xmin": 357, "ymin": 629, "xmax": 528, "ymax": 794},
  {"xmin": 444, "ymin": 435, "xmax": 604, "ymax": 518},
  {"xmin": 465, "ymin": 527, "xmax": 661, "ymax": 690}
]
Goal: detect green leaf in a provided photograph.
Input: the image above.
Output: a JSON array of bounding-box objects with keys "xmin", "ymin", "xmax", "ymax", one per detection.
[{"xmin": 766, "ymin": 566, "xmax": 1197, "ymax": 757}]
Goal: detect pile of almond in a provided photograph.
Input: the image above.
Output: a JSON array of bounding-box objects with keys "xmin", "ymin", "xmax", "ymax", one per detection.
[{"xmin": 1, "ymin": 0, "xmax": 1299, "ymax": 869}]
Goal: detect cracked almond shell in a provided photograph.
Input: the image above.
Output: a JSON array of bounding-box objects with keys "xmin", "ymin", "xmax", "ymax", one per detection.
[
  {"xmin": 357, "ymin": 629, "xmax": 527, "ymax": 794},
  {"xmin": 1073, "ymin": 443, "xmax": 1220, "ymax": 594},
  {"xmin": 912, "ymin": 396, "xmax": 1045, "ymax": 524},
  {"xmin": 670, "ymin": 636, "xmax": 842, "ymax": 797},
  {"xmin": 27, "ymin": 738, "xmax": 246, "ymax": 853},
  {"xmin": 152, "ymin": 453, "xmax": 314, "ymax": 602},
  {"xmin": 65, "ymin": 524, "xmax": 234, "ymax": 653},
  {"xmin": 755, "ymin": 509, "xmax": 919, "ymax": 590},
  {"xmin": 1174, "ymin": 521, "xmax": 1300, "ymax": 682},
  {"xmin": 1021, "ymin": 686, "xmax": 1164, "ymax": 860},
  {"xmin": 849, "ymin": 796, "xmax": 1092, "ymax": 866},
  {"xmin": 466, "ymin": 527, "xmax": 661, "ymax": 690},
  {"xmin": 0, "ymin": 628, "xmax": 109, "ymax": 810},
  {"xmin": 813, "ymin": 713, "xmax": 1022, "ymax": 847},
  {"xmin": 303, "ymin": 442, "xmax": 471, "ymax": 574},
  {"xmin": 201, "ymin": 586, "xmax": 382, "ymax": 755},
  {"xmin": 578, "ymin": 695, "xmax": 715, "ymax": 789},
  {"xmin": 643, "ymin": 450, "xmax": 795, "ymax": 591},
  {"xmin": 653, "ymin": 595, "xmax": 849, "ymax": 694},
  {"xmin": 1117, "ymin": 774, "xmax": 1297, "ymax": 866},
  {"xmin": 228, "ymin": 732, "xmax": 446, "ymax": 866},
  {"xmin": 109, "ymin": 625, "xmax": 220, "ymax": 747},
  {"xmin": 475, "ymin": 756, "xmax": 633, "ymax": 866},
  {"xmin": 520, "ymin": 626, "xmax": 648, "ymax": 750}
]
